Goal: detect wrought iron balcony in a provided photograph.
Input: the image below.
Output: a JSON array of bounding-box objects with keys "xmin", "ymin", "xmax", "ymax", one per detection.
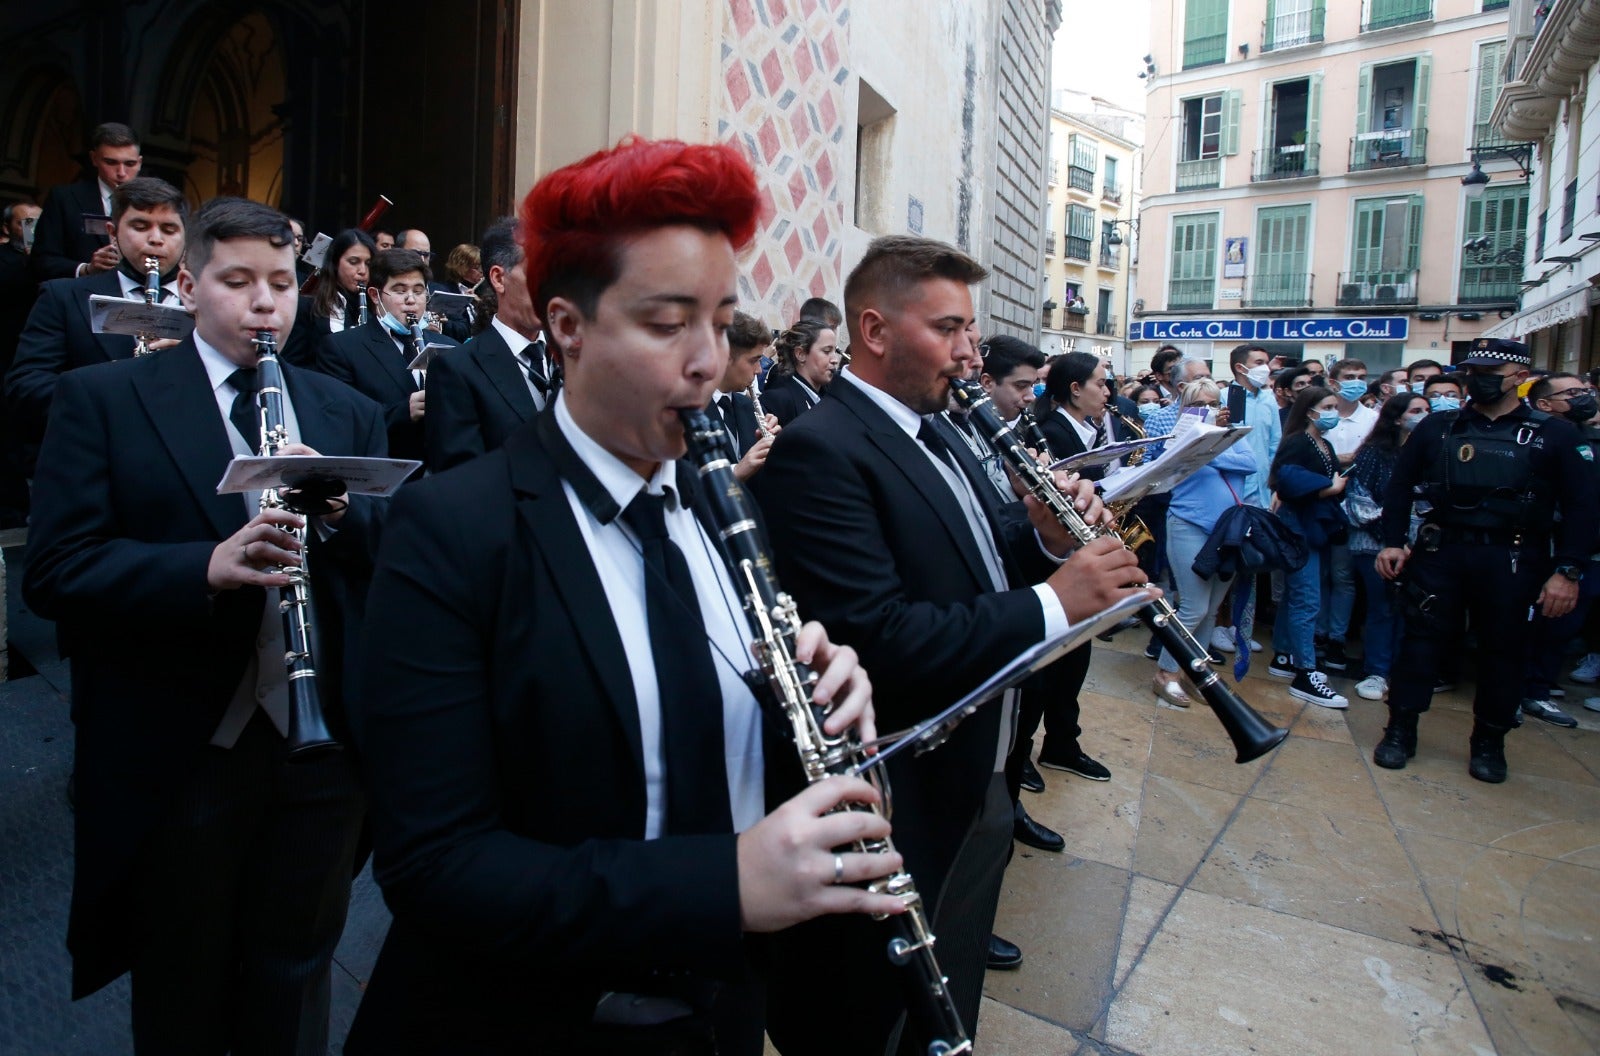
[
  {"xmin": 1102, "ymin": 183, "xmax": 1123, "ymax": 205},
  {"xmin": 1348, "ymin": 127, "xmax": 1426, "ymax": 172},
  {"xmin": 1252, "ymin": 142, "xmax": 1320, "ymax": 181},
  {"xmin": 1063, "ymin": 312, "xmax": 1087, "ymax": 333},
  {"xmin": 1099, "ymin": 244, "xmax": 1120, "ymax": 269},
  {"xmin": 1095, "ymin": 318, "xmax": 1119, "ymax": 337},
  {"xmin": 1242, "ymin": 273, "xmax": 1315, "ymax": 308},
  {"xmin": 1167, "ymin": 279, "xmax": 1216, "ymax": 311},
  {"xmin": 1044, "ymin": 230, "xmax": 1057, "ymax": 255},
  {"xmin": 1176, "ymin": 157, "xmax": 1221, "ymax": 191},
  {"xmin": 1068, "ymin": 165, "xmax": 1095, "ymax": 193},
  {"xmin": 1336, "ymin": 271, "xmax": 1418, "ymax": 307},
  {"xmin": 1263, "ymin": 17, "xmax": 1323, "ymax": 52},
  {"xmin": 1065, "ymin": 235, "xmax": 1092, "ymax": 262}
]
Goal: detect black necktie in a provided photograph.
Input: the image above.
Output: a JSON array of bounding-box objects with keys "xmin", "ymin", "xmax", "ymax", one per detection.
[
  {"xmin": 522, "ymin": 339, "xmax": 549, "ymax": 395},
  {"xmin": 717, "ymin": 395, "xmax": 741, "ymax": 454},
  {"xmin": 619, "ymin": 489, "xmax": 731, "ymax": 835},
  {"xmin": 1091, "ymin": 414, "xmax": 1107, "ymax": 450},
  {"xmin": 228, "ymin": 368, "xmax": 260, "ymax": 445},
  {"xmin": 918, "ymin": 417, "xmax": 954, "ymax": 466}
]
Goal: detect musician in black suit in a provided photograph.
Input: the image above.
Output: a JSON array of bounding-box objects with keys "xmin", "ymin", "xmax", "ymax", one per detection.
[
  {"xmin": 759, "ymin": 318, "xmax": 838, "ymax": 426},
  {"xmin": 424, "ymin": 218, "xmax": 548, "ymax": 473},
  {"xmin": 316, "ymin": 248, "xmax": 457, "ymax": 467},
  {"xmin": 757, "ymin": 235, "xmax": 1148, "ymax": 1053},
  {"xmin": 709, "ymin": 309, "xmax": 779, "ymax": 481},
  {"xmin": 346, "ymin": 137, "xmax": 897, "ymax": 1055},
  {"xmin": 32, "ymin": 122, "xmax": 142, "ymax": 282},
  {"xmin": 282, "ymin": 228, "xmax": 377, "ymax": 367},
  {"xmin": 0, "ymin": 203, "xmax": 39, "ymax": 524},
  {"xmin": 7, "ymin": 177, "xmax": 187, "ymax": 472},
  {"xmin": 23, "ymin": 198, "xmax": 385, "ymax": 1054}
]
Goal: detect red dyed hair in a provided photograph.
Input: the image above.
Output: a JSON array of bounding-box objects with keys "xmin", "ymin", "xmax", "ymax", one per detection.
[{"xmin": 518, "ymin": 136, "xmax": 760, "ymax": 320}]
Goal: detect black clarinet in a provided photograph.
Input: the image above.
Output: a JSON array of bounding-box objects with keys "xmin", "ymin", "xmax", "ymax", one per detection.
[
  {"xmin": 678, "ymin": 408, "xmax": 972, "ymax": 1056},
  {"xmin": 1017, "ymin": 408, "xmax": 1053, "ymax": 458},
  {"xmin": 252, "ymin": 331, "xmax": 341, "ymax": 758},
  {"xmin": 948, "ymin": 378, "xmax": 1286, "ymax": 764}
]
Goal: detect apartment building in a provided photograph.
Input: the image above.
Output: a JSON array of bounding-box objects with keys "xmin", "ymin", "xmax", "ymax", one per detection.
[
  {"xmin": 1041, "ymin": 95, "xmax": 1144, "ymax": 368},
  {"xmin": 1133, "ymin": 0, "xmax": 1521, "ymax": 372},
  {"xmin": 1484, "ymin": 0, "xmax": 1600, "ymax": 371}
]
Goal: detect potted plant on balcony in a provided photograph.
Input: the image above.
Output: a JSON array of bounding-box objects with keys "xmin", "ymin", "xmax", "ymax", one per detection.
[{"xmin": 1067, "ymin": 295, "xmax": 1088, "ymax": 314}]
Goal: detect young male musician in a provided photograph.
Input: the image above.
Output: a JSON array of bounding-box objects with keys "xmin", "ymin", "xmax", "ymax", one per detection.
[
  {"xmin": 710, "ymin": 309, "xmax": 779, "ymax": 480},
  {"xmin": 756, "ymin": 235, "xmax": 1150, "ymax": 1052},
  {"xmin": 316, "ymin": 247, "xmax": 457, "ymax": 466},
  {"xmin": 32, "ymin": 122, "xmax": 143, "ymax": 281},
  {"xmin": 8, "ymin": 177, "xmax": 188, "ymax": 469},
  {"xmin": 424, "ymin": 217, "xmax": 549, "ymax": 472},
  {"xmin": 345, "ymin": 137, "xmax": 899, "ymax": 1055},
  {"xmin": 23, "ymin": 197, "xmax": 387, "ymax": 1054}
]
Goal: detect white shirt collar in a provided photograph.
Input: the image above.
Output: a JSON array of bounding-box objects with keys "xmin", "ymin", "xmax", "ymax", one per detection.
[
  {"xmin": 793, "ymin": 375, "xmax": 821, "ymax": 404},
  {"xmin": 117, "ymin": 269, "xmax": 177, "ymax": 302},
  {"xmin": 490, "ymin": 314, "xmax": 534, "ymax": 357},
  {"xmin": 97, "ymin": 178, "xmax": 115, "ymax": 211},
  {"xmin": 553, "ymin": 391, "xmax": 681, "ymax": 512},
  {"xmin": 195, "ymin": 330, "xmax": 253, "ymax": 395},
  {"xmin": 834, "ymin": 367, "xmax": 922, "ymax": 441}
]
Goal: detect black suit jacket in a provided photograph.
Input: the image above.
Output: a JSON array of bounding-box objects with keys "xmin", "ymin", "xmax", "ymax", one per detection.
[
  {"xmin": 32, "ymin": 178, "xmax": 108, "ymax": 282},
  {"xmin": 21, "ymin": 341, "xmax": 387, "ymax": 997},
  {"xmin": 1038, "ymin": 406, "xmax": 1132, "ymax": 482},
  {"xmin": 0, "ymin": 240, "xmax": 35, "ymax": 372},
  {"xmin": 316, "ymin": 321, "xmax": 457, "ymax": 465},
  {"xmin": 6, "ymin": 271, "xmax": 136, "ymax": 465},
  {"xmin": 713, "ymin": 391, "xmax": 759, "ymax": 456},
  {"xmin": 754, "ymin": 374, "xmax": 1058, "ymax": 1050},
  {"xmin": 427, "ymin": 280, "xmax": 475, "ymax": 342},
  {"xmin": 424, "ymin": 324, "xmax": 540, "ymax": 472},
  {"xmin": 344, "ymin": 419, "xmax": 750, "ymax": 1051},
  {"xmin": 757, "ymin": 372, "xmax": 819, "ymax": 427}
]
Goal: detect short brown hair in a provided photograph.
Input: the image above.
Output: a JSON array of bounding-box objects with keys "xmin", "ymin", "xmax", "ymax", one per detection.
[
  {"xmin": 1331, "ymin": 358, "xmax": 1367, "ymax": 379},
  {"xmin": 444, "ymin": 243, "xmax": 480, "ymax": 284},
  {"xmin": 727, "ymin": 309, "xmax": 770, "ymax": 352},
  {"xmin": 843, "ymin": 235, "xmax": 987, "ymax": 342},
  {"xmin": 110, "ymin": 177, "xmax": 186, "ymax": 224},
  {"xmin": 90, "ymin": 122, "xmax": 139, "ymax": 151},
  {"xmin": 369, "ymin": 247, "xmax": 432, "ymax": 289}
]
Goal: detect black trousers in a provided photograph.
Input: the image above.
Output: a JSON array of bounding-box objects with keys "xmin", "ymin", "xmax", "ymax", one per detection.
[
  {"xmin": 128, "ymin": 709, "xmax": 364, "ymax": 1056},
  {"xmin": 1387, "ymin": 542, "xmax": 1546, "ymax": 730},
  {"xmin": 1005, "ymin": 644, "xmax": 1091, "ymax": 801}
]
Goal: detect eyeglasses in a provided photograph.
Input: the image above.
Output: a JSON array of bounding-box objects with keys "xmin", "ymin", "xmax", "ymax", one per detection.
[
  {"xmin": 1550, "ymin": 387, "xmax": 1587, "ymax": 401},
  {"xmin": 383, "ymin": 286, "xmax": 429, "ymax": 302}
]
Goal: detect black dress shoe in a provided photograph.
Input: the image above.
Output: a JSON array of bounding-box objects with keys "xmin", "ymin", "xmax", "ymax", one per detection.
[
  {"xmin": 1013, "ymin": 807, "xmax": 1065, "ymax": 852},
  {"xmin": 987, "ymin": 933, "xmax": 1023, "ymax": 971},
  {"xmin": 1038, "ymin": 748, "xmax": 1112, "ymax": 782},
  {"xmin": 1019, "ymin": 758, "xmax": 1045, "ymax": 794}
]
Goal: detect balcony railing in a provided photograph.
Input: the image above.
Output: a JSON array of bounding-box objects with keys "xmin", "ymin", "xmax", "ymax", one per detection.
[
  {"xmin": 1242, "ymin": 273, "xmax": 1315, "ymax": 308},
  {"xmin": 1068, "ymin": 165, "xmax": 1095, "ymax": 192},
  {"xmin": 1458, "ymin": 274, "xmax": 1520, "ymax": 304},
  {"xmin": 1184, "ymin": 33, "xmax": 1226, "ymax": 69},
  {"xmin": 1336, "ymin": 271, "xmax": 1418, "ymax": 306},
  {"xmin": 1252, "ymin": 142, "xmax": 1320, "ymax": 181},
  {"xmin": 1263, "ymin": 20, "xmax": 1323, "ymax": 52},
  {"xmin": 1065, "ymin": 235, "xmax": 1092, "ymax": 261},
  {"xmin": 1505, "ymin": 33, "xmax": 1532, "ymax": 83},
  {"xmin": 1099, "ymin": 244, "xmax": 1120, "ymax": 269},
  {"xmin": 1167, "ymin": 279, "xmax": 1216, "ymax": 310},
  {"xmin": 1176, "ymin": 157, "xmax": 1221, "ymax": 190},
  {"xmin": 1044, "ymin": 230, "xmax": 1057, "ymax": 255},
  {"xmin": 1096, "ymin": 318, "xmax": 1119, "ymax": 337},
  {"xmin": 1063, "ymin": 312, "xmax": 1087, "ymax": 333},
  {"xmin": 1363, "ymin": 0, "xmax": 1431, "ymax": 32},
  {"xmin": 1349, "ymin": 127, "xmax": 1426, "ymax": 172}
]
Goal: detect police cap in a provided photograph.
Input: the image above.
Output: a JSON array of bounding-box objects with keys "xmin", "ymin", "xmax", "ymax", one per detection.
[{"xmin": 1460, "ymin": 337, "xmax": 1532, "ymax": 367}]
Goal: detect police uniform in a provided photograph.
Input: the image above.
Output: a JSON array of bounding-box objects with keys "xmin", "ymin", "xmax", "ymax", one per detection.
[{"xmin": 1376, "ymin": 339, "xmax": 1598, "ymax": 781}]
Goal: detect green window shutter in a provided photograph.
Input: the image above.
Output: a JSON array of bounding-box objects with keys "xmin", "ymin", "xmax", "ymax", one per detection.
[
  {"xmin": 1306, "ymin": 72, "xmax": 1323, "ymax": 151},
  {"xmin": 1265, "ymin": 0, "xmax": 1278, "ymax": 49},
  {"xmin": 1068, "ymin": 205, "xmax": 1096, "ymax": 240},
  {"xmin": 1405, "ymin": 194, "xmax": 1425, "ymax": 272},
  {"xmin": 1222, "ymin": 89, "xmax": 1242, "ymax": 156},
  {"xmin": 1351, "ymin": 199, "xmax": 1386, "ymax": 275},
  {"xmin": 1258, "ymin": 83, "xmax": 1274, "ymax": 155},
  {"xmin": 1311, "ymin": 0, "xmax": 1326, "ymax": 39},
  {"xmin": 1255, "ymin": 205, "xmax": 1311, "ymax": 302},
  {"xmin": 1413, "ymin": 55, "xmax": 1432, "ymax": 134},
  {"xmin": 1184, "ymin": 0, "xmax": 1229, "ymax": 68},
  {"xmin": 1474, "ymin": 40, "xmax": 1506, "ymax": 144},
  {"xmin": 1355, "ymin": 64, "xmax": 1373, "ymax": 136}
]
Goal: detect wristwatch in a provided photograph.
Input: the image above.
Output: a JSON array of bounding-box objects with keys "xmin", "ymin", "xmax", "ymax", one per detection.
[{"xmin": 1555, "ymin": 564, "xmax": 1584, "ymax": 582}]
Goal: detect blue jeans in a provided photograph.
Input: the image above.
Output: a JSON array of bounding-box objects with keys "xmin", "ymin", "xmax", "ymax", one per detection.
[
  {"xmin": 1524, "ymin": 559, "xmax": 1600, "ymax": 699},
  {"xmin": 1354, "ymin": 553, "xmax": 1400, "ymax": 678},
  {"xmin": 1317, "ymin": 541, "xmax": 1356, "ymax": 643},
  {"xmin": 1273, "ymin": 547, "xmax": 1322, "ymax": 670},
  {"xmin": 1159, "ymin": 514, "xmax": 1231, "ymax": 673}
]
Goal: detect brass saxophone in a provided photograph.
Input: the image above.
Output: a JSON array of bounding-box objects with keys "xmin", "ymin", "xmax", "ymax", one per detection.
[
  {"xmin": 1112, "ymin": 408, "xmax": 1149, "ymax": 466},
  {"xmin": 678, "ymin": 408, "xmax": 972, "ymax": 1056},
  {"xmin": 134, "ymin": 256, "xmax": 161, "ymax": 357},
  {"xmin": 252, "ymin": 330, "xmax": 341, "ymax": 758}
]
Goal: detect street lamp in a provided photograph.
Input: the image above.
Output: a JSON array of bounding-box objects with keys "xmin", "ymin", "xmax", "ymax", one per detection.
[
  {"xmin": 1461, "ymin": 143, "xmax": 1534, "ymax": 198},
  {"xmin": 1105, "ymin": 218, "xmax": 1138, "ymax": 246}
]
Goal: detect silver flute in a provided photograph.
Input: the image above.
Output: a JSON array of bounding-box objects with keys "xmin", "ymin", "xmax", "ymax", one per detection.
[{"xmin": 746, "ymin": 380, "xmax": 774, "ymax": 439}]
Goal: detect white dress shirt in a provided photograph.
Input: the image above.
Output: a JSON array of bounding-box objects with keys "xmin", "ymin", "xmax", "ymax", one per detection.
[
  {"xmin": 553, "ymin": 394, "xmax": 765, "ymax": 837},
  {"xmin": 794, "ymin": 376, "xmax": 821, "ymax": 407},
  {"xmin": 116, "ymin": 269, "xmax": 178, "ymax": 304},
  {"xmin": 492, "ymin": 314, "xmax": 547, "ymax": 411}
]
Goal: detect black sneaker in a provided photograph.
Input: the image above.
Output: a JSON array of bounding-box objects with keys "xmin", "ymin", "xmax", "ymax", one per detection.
[
  {"xmin": 1038, "ymin": 748, "xmax": 1112, "ymax": 781},
  {"xmin": 1019, "ymin": 758, "xmax": 1046, "ymax": 794},
  {"xmin": 1321, "ymin": 641, "xmax": 1350, "ymax": 673},
  {"xmin": 1268, "ymin": 653, "xmax": 1296, "ymax": 679},
  {"xmin": 1290, "ymin": 670, "xmax": 1348, "ymax": 708},
  {"xmin": 1521, "ymin": 699, "xmax": 1580, "ymax": 729},
  {"xmin": 1468, "ymin": 732, "xmax": 1508, "ymax": 784}
]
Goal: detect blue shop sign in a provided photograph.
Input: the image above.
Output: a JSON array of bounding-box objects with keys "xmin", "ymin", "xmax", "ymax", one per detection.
[{"xmin": 1129, "ymin": 317, "xmax": 1410, "ymax": 343}]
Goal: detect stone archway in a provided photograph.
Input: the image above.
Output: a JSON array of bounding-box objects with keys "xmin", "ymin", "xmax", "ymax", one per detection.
[{"xmin": 0, "ymin": 61, "xmax": 84, "ymax": 202}]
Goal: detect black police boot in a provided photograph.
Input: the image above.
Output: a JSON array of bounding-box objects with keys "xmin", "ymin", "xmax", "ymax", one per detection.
[
  {"xmin": 1373, "ymin": 711, "xmax": 1418, "ymax": 770},
  {"xmin": 1468, "ymin": 723, "xmax": 1509, "ymax": 784}
]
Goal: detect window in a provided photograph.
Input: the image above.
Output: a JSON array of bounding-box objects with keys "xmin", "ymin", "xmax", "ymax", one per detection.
[
  {"xmin": 1184, "ymin": 0, "xmax": 1228, "ymax": 69},
  {"xmin": 1179, "ymin": 92, "xmax": 1239, "ymax": 190},
  {"xmin": 1340, "ymin": 196, "xmax": 1422, "ymax": 305},
  {"xmin": 1460, "ymin": 185, "xmax": 1528, "ymax": 303},
  {"xmin": 1248, "ymin": 205, "xmax": 1312, "ymax": 307},
  {"xmin": 1096, "ymin": 289, "xmax": 1117, "ymax": 335},
  {"xmin": 1264, "ymin": 0, "xmax": 1325, "ymax": 51},
  {"xmin": 1068, "ymin": 134, "xmax": 1097, "ymax": 192},
  {"xmin": 1364, "ymin": 0, "xmax": 1432, "ymax": 33},
  {"xmin": 854, "ymin": 79, "xmax": 896, "ymax": 234},
  {"xmin": 1100, "ymin": 220, "xmax": 1120, "ymax": 267},
  {"xmin": 1351, "ymin": 57, "xmax": 1431, "ymax": 170},
  {"xmin": 1169, "ymin": 212, "xmax": 1219, "ymax": 309},
  {"xmin": 1066, "ymin": 204, "xmax": 1096, "ymax": 260},
  {"xmin": 1473, "ymin": 40, "xmax": 1509, "ymax": 148},
  {"xmin": 1103, "ymin": 156, "xmax": 1121, "ymax": 202},
  {"xmin": 1256, "ymin": 75, "xmax": 1322, "ymax": 180},
  {"xmin": 1564, "ymin": 98, "xmax": 1583, "ymax": 241}
]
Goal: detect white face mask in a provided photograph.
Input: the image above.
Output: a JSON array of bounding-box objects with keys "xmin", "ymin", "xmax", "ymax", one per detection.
[{"xmin": 1245, "ymin": 364, "xmax": 1271, "ymax": 389}]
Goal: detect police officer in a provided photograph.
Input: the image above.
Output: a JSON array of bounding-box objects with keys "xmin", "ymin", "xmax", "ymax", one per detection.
[{"xmin": 1374, "ymin": 339, "xmax": 1599, "ymax": 782}]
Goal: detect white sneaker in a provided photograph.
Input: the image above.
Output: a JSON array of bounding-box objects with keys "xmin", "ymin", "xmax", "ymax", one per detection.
[
  {"xmin": 1290, "ymin": 670, "xmax": 1349, "ymax": 709},
  {"xmin": 1211, "ymin": 627, "xmax": 1237, "ymax": 653},
  {"xmin": 1355, "ymin": 675, "xmax": 1388, "ymax": 701},
  {"xmin": 1249, "ymin": 639, "xmax": 1263, "ymax": 652},
  {"xmin": 1585, "ymin": 698, "xmax": 1600, "ymax": 713},
  {"xmin": 1572, "ymin": 652, "xmax": 1600, "ymax": 684}
]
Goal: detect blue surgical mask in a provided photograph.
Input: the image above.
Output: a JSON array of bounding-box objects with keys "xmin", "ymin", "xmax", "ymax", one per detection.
[
  {"xmin": 1429, "ymin": 395, "xmax": 1461, "ymax": 413},
  {"xmin": 1338, "ymin": 379, "xmax": 1368, "ymax": 403},
  {"xmin": 1314, "ymin": 412, "xmax": 1343, "ymax": 433},
  {"xmin": 380, "ymin": 311, "xmax": 412, "ymax": 337},
  {"xmin": 1137, "ymin": 401, "xmax": 1159, "ymax": 420},
  {"xmin": 1033, "ymin": 382, "xmax": 1046, "ymax": 398}
]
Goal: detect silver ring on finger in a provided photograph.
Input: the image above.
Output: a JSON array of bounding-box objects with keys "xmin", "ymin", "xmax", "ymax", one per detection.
[{"xmin": 833, "ymin": 854, "xmax": 844, "ymax": 885}]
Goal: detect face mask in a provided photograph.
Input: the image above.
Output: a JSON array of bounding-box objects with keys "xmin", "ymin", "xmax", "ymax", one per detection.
[
  {"xmin": 1245, "ymin": 364, "xmax": 1271, "ymax": 389},
  {"xmin": 1429, "ymin": 395, "xmax": 1461, "ymax": 413},
  {"xmin": 1033, "ymin": 382, "xmax": 1046, "ymax": 399},
  {"xmin": 1564, "ymin": 392, "xmax": 1599, "ymax": 423},
  {"xmin": 1338, "ymin": 379, "xmax": 1368, "ymax": 403},
  {"xmin": 380, "ymin": 311, "xmax": 412, "ymax": 337},
  {"xmin": 1137, "ymin": 401, "xmax": 1160, "ymax": 420},
  {"xmin": 1400, "ymin": 412, "xmax": 1427, "ymax": 432},
  {"xmin": 1465, "ymin": 372, "xmax": 1510, "ymax": 406},
  {"xmin": 1314, "ymin": 412, "xmax": 1342, "ymax": 433}
]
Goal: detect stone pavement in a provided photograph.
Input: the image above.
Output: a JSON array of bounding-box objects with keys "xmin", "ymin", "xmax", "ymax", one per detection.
[{"xmin": 4, "ymin": 533, "xmax": 1598, "ymax": 1053}]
